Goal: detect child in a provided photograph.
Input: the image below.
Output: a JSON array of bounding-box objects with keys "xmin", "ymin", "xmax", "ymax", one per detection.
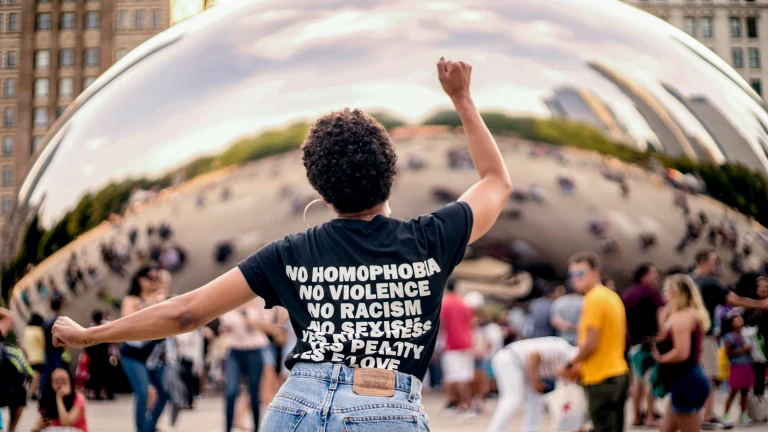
[{"xmin": 722, "ymin": 309, "xmax": 755, "ymax": 426}]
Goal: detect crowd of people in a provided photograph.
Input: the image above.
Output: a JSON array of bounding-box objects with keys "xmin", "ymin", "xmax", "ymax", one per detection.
[{"xmin": 430, "ymin": 247, "xmax": 768, "ymax": 432}]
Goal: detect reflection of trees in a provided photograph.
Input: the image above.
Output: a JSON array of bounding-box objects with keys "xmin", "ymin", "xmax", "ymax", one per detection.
[
  {"xmin": 2, "ymin": 122, "xmax": 311, "ymax": 300},
  {"xmin": 5, "ymin": 109, "xmax": 768, "ymax": 301},
  {"xmin": 424, "ymin": 110, "xmax": 768, "ymax": 227}
]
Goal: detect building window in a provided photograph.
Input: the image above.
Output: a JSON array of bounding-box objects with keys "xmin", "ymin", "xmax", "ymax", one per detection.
[
  {"xmin": 84, "ymin": 48, "xmax": 99, "ymax": 67},
  {"xmin": 83, "ymin": 77, "xmax": 96, "ymax": 89},
  {"xmin": 733, "ymin": 47, "xmax": 744, "ymax": 68},
  {"xmin": 32, "ymin": 136, "xmax": 43, "ymax": 153},
  {"xmin": 702, "ymin": 17, "xmax": 713, "ymax": 38},
  {"xmin": 134, "ymin": 10, "xmax": 145, "ymax": 29},
  {"xmin": 116, "ymin": 48, "xmax": 128, "ymax": 61},
  {"xmin": 37, "ymin": 0, "xmax": 51, "ymax": 3},
  {"xmin": 59, "ymin": 77, "xmax": 74, "ymax": 97},
  {"xmin": 1, "ymin": 167, "xmax": 11, "ymax": 187},
  {"xmin": 36, "ymin": 13, "xmax": 52, "ymax": 31},
  {"xmin": 151, "ymin": 9, "xmax": 162, "ymax": 29},
  {"xmin": 6, "ymin": 51, "xmax": 16, "ymax": 69},
  {"xmin": 60, "ymin": 49, "xmax": 74, "ymax": 68},
  {"xmin": 34, "ymin": 79, "xmax": 49, "ymax": 99},
  {"xmin": 35, "ymin": 50, "xmax": 50, "ymax": 70},
  {"xmin": 3, "ymin": 79, "xmax": 14, "ymax": 98},
  {"xmin": 60, "ymin": 12, "xmax": 76, "ymax": 30},
  {"xmin": 2, "ymin": 166, "xmax": 12, "ymax": 187},
  {"xmin": 750, "ymin": 47, "xmax": 761, "ymax": 68},
  {"xmin": 34, "ymin": 107, "xmax": 48, "ymax": 128},
  {"xmin": 3, "ymin": 107, "xmax": 14, "ymax": 127},
  {"xmin": 684, "ymin": 17, "xmax": 696, "ymax": 37},
  {"xmin": 731, "ymin": 17, "xmax": 742, "ymax": 38},
  {"xmin": 57, "ymin": 106, "xmax": 66, "ymax": 118},
  {"xmin": 748, "ymin": 17, "xmax": 758, "ymax": 39},
  {"xmin": 85, "ymin": 12, "xmax": 100, "ymax": 29},
  {"xmin": 0, "ymin": 15, "xmax": 4, "ymax": 32},
  {"xmin": 2, "ymin": 136, "xmax": 12, "ymax": 156},
  {"xmin": 116, "ymin": 10, "xmax": 128, "ymax": 30},
  {"xmin": 7, "ymin": 13, "xmax": 18, "ymax": 32},
  {"xmin": 751, "ymin": 78, "xmax": 762, "ymax": 96},
  {"xmin": 1, "ymin": 196, "xmax": 11, "ymax": 215}
]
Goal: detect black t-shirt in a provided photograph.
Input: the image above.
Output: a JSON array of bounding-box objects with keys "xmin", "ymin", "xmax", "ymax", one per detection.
[
  {"xmin": 238, "ymin": 202, "xmax": 473, "ymax": 380},
  {"xmin": 691, "ymin": 274, "xmax": 730, "ymax": 335}
]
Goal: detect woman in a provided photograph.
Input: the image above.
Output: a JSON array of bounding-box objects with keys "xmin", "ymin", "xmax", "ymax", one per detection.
[
  {"xmin": 219, "ymin": 298, "xmax": 279, "ymax": 431},
  {"xmin": 52, "ymin": 58, "xmax": 512, "ymax": 430},
  {"xmin": 652, "ymin": 274, "xmax": 711, "ymax": 432},
  {"xmin": 32, "ymin": 367, "xmax": 89, "ymax": 432},
  {"xmin": 119, "ymin": 266, "xmax": 170, "ymax": 432}
]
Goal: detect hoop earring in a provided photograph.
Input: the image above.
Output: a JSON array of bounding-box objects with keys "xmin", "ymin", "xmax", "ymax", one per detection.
[{"xmin": 303, "ymin": 199, "xmax": 323, "ymax": 228}]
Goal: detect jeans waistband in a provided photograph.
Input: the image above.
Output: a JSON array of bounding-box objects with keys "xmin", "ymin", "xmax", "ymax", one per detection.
[{"xmin": 290, "ymin": 362, "xmax": 422, "ymax": 400}]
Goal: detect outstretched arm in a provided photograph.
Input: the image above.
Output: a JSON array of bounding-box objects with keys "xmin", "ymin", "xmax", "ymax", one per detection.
[
  {"xmin": 53, "ymin": 268, "xmax": 256, "ymax": 348},
  {"xmin": 438, "ymin": 58, "xmax": 512, "ymax": 244}
]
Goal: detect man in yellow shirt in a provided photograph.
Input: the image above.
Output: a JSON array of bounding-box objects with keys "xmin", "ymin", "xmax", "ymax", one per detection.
[{"xmin": 559, "ymin": 252, "xmax": 629, "ymax": 432}]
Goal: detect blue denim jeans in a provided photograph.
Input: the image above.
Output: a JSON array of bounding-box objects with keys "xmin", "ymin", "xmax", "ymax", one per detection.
[
  {"xmin": 121, "ymin": 357, "xmax": 169, "ymax": 432},
  {"xmin": 262, "ymin": 363, "xmax": 430, "ymax": 432},
  {"xmin": 225, "ymin": 348, "xmax": 264, "ymax": 431}
]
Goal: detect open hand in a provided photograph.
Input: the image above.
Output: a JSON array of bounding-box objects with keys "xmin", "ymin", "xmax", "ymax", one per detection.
[
  {"xmin": 52, "ymin": 316, "xmax": 89, "ymax": 348},
  {"xmin": 437, "ymin": 57, "xmax": 472, "ymax": 100}
]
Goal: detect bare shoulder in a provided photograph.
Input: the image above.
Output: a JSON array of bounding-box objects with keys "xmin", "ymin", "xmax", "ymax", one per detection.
[{"xmin": 669, "ymin": 310, "xmax": 697, "ymax": 330}]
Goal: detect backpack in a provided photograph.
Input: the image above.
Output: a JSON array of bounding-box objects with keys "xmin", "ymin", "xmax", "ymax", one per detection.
[{"xmin": 0, "ymin": 343, "xmax": 31, "ymax": 407}]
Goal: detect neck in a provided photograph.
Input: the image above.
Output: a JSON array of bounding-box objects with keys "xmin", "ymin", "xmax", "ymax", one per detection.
[
  {"xmin": 584, "ymin": 281, "xmax": 601, "ymax": 293},
  {"xmin": 336, "ymin": 202, "xmax": 389, "ymax": 220}
]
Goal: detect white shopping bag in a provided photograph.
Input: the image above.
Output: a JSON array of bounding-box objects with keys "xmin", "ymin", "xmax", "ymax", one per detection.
[
  {"xmin": 546, "ymin": 382, "xmax": 588, "ymax": 431},
  {"xmin": 742, "ymin": 326, "xmax": 767, "ymax": 363}
]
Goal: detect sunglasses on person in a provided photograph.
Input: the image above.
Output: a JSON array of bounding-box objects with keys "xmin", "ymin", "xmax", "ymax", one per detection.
[{"xmin": 568, "ymin": 270, "xmax": 586, "ymax": 279}]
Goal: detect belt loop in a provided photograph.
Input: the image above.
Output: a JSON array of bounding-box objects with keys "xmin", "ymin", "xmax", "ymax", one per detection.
[
  {"xmin": 329, "ymin": 363, "xmax": 342, "ymax": 390},
  {"xmin": 408, "ymin": 375, "xmax": 421, "ymax": 402}
]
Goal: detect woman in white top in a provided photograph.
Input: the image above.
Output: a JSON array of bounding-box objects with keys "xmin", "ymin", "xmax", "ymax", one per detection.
[{"xmin": 219, "ymin": 298, "xmax": 282, "ymax": 431}]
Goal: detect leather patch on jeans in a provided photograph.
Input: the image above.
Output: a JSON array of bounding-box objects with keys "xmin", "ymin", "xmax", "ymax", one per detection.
[{"xmin": 352, "ymin": 368, "xmax": 395, "ymax": 397}]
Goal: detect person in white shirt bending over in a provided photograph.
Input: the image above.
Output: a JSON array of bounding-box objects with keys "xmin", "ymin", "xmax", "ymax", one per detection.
[{"xmin": 487, "ymin": 337, "xmax": 578, "ymax": 432}]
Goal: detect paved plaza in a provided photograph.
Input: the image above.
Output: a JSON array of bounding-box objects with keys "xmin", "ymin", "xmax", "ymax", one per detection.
[{"xmin": 6, "ymin": 389, "xmax": 757, "ymax": 431}]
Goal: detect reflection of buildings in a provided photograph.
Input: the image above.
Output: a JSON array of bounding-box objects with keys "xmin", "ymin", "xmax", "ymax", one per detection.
[
  {"xmin": 544, "ymin": 86, "xmax": 635, "ymax": 148},
  {"xmin": 623, "ymin": 0, "xmax": 765, "ymax": 100},
  {"xmin": 588, "ymin": 61, "xmax": 697, "ymax": 158},
  {"xmin": 0, "ymin": 1, "xmax": 215, "ymax": 235},
  {"xmin": 171, "ymin": 0, "xmax": 218, "ymax": 25},
  {"xmin": 665, "ymin": 83, "xmax": 766, "ymax": 171}
]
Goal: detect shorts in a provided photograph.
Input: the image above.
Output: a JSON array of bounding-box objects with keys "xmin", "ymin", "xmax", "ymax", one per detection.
[
  {"xmin": 728, "ymin": 363, "xmax": 755, "ymax": 391},
  {"xmin": 701, "ymin": 336, "xmax": 720, "ymax": 379},
  {"xmin": 441, "ymin": 350, "xmax": 474, "ymax": 384},
  {"xmin": 629, "ymin": 345, "xmax": 655, "ymax": 382},
  {"xmin": 669, "ymin": 365, "xmax": 710, "ymax": 414}
]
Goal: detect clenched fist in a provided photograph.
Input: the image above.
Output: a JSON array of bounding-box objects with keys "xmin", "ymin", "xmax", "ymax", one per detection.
[
  {"xmin": 52, "ymin": 316, "xmax": 89, "ymax": 348},
  {"xmin": 437, "ymin": 57, "xmax": 472, "ymax": 100}
]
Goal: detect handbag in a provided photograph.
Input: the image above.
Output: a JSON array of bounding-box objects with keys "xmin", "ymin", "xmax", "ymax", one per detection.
[
  {"xmin": 742, "ymin": 326, "xmax": 767, "ymax": 363},
  {"xmin": 747, "ymin": 395, "xmax": 768, "ymax": 423},
  {"xmin": 545, "ymin": 382, "xmax": 588, "ymax": 431}
]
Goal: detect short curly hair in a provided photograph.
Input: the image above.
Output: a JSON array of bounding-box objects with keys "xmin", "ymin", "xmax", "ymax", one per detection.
[{"xmin": 302, "ymin": 109, "xmax": 397, "ymax": 214}]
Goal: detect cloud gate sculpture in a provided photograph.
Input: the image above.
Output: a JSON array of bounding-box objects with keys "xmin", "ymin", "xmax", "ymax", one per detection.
[{"xmin": 5, "ymin": 0, "xmax": 768, "ymax": 328}]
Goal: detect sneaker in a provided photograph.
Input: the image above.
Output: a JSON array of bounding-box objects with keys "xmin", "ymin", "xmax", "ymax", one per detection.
[
  {"xmin": 720, "ymin": 415, "xmax": 735, "ymax": 429},
  {"xmin": 739, "ymin": 413, "xmax": 753, "ymax": 426}
]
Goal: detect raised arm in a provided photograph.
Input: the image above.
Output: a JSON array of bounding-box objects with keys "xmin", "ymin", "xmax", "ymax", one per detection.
[
  {"xmin": 52, "ymin": 268, "xmax": 256, "ymax": 348},
  {"xmin": 438, "ymin": 58, "xmax": 512, "ymax": 244}
]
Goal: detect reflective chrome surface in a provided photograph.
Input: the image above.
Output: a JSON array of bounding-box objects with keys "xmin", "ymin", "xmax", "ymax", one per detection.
[{"xmin": 6, "ymin": 0, "xmax": 768, "ymax": 324}]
